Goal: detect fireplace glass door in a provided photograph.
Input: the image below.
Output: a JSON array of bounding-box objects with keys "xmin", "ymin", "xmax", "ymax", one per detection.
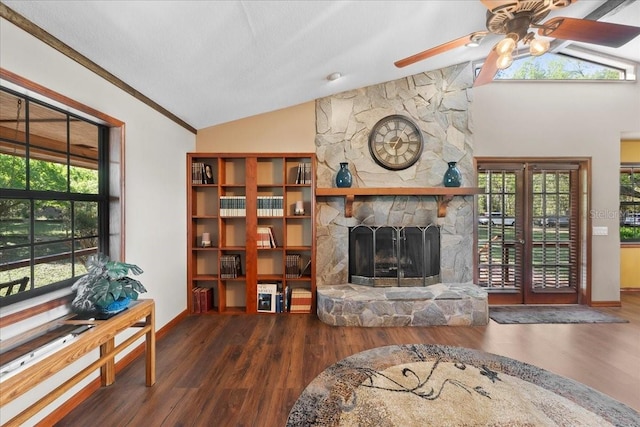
[{"xmin": 349, "ymin": 225, "xmax": 439, "ymax": 287}]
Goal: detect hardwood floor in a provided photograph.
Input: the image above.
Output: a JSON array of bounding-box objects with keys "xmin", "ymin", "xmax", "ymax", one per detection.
[{"xmin": 56, "ymin": 293, "xmax": 640, "ymax": 426}]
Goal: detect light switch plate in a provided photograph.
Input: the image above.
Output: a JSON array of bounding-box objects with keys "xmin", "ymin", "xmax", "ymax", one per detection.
[{"xmin": 592, "ymin": 226, "xmax": 608, "ymax": 236}]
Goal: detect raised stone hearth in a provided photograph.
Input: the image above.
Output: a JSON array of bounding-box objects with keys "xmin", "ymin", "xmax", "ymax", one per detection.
[{"xmin": 317, "ymin": 283, "xmax": 488, "ymax": 327}]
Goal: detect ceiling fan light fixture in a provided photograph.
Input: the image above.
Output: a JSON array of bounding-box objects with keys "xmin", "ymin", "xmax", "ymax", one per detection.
[
  {"xmin": 529, "ymin": 37, "xmax": 550, "ymax": 56},
  {"xmin": 495, "ymin": 35, "xmax": 517, "ymax": 56},
  {"xmin": 465, "ymin": 32, "xmax": 487, "ymax": 47},
  {"xmin": 496, "ymin": 53, "xmax": 514, "ymax": 70}
]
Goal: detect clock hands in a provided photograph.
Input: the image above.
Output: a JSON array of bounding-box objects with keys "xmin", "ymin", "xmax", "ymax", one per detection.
[{"xmin": 391, "ymin": 127, "xmax": 407, "ymax": 153}]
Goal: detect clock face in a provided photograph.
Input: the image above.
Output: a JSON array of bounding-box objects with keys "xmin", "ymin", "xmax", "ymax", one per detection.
[{"xmin": 368, "ymin": 115, "xmax": 424, "ymax": 170}]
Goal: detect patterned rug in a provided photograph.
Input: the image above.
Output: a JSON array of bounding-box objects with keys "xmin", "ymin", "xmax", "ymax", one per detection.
[
  {"xmin": 489, "ymin": 305, "xmax": 629, "ymax": 324},
  {"xmin": 287, "ymin": 344, "xmax": 640, "ymax": 427}
]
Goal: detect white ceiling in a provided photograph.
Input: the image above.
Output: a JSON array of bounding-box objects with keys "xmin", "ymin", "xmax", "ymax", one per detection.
[{"xmin": 3, "ymin": 0, "xmax": 639, "ymax": 130}]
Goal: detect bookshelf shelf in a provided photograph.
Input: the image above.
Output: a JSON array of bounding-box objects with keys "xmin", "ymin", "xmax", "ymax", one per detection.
[{"xmin": 187, "ymin": 153, "xmax": 316, "ymax": 315}]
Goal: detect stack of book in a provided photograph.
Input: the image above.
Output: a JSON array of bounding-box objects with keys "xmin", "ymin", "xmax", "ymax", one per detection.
[
  {"xmin": 220, "ymin": 254, "xmax": 242, "ymax": 278},
  {"xmin": 219, "ymin": 196, "xmax": 246, "ymax": 216},
  {"xmin": 295, "ymin": 162, "xmax": 312, "ymax": 184},
  {"xmin": 257, "ymin": 196, "xmax": 283, "ymax": 216},
  {"xmin": 286, "ymin": 255, "xmax": 311, "ymax": 277},
  {"xmin": 192, "ymin": 287, "xmax": 213, "ymax": 313},
  {"xmin": 289, "ymin": 288, "xmax": 312, "ymax": 313},
  {"xmin": 285, "ymin": 254, "xmax": 302, "ymax": 278},
  {"xmin": 257, "ymin": 226, "xmax": 277, "ymax": 248}
]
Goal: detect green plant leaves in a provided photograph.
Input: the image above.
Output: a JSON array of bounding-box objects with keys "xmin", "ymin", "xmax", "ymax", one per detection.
[{"xmin": 72, "ymin": 253, "xmax": 146, "ymax": 309}]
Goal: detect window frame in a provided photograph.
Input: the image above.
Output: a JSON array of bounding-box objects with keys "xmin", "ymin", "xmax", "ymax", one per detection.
[
  {"xmin": 0, "ymin": 73, "xmax": 125, "ymax": 309},
  {"xmin": 474, "ymin": 45, "xmax": 637, "ymax": 83},
  {"xmin": 620, "ymin": 163, "xmax": 640, "ymax": 244}
]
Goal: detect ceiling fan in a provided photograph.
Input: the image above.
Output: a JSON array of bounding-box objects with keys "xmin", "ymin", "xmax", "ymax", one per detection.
[{"xmin": 395, "ymin": 0, "xmax": 640, "ymax": 86}]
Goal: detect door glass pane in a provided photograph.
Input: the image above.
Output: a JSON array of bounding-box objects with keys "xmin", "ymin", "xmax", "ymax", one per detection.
[
  {"xmin": 531, "ymin": 170, "xmax": 576, "ymax": 291},
  {"xmin": 477, "ymin": 169, "xmax": 520, "ymax": 291}
]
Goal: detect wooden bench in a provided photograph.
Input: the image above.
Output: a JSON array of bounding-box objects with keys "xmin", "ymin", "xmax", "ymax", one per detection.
[{"xmin": 0, "ymin": 299, "xmax": 156, "ymax": 426}]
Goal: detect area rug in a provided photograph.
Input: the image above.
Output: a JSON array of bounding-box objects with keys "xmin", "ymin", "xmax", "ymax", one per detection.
[
  {"xmin": 286, "ymin": 344, "xmax": 639, "ymax": 427},
  {"xmin": 489, "ymin": 305, "xmax": 629, "ymax": 324}
]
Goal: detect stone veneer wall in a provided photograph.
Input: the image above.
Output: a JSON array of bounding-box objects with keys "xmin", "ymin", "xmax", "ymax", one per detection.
[{"xmin": 315, "ymin": 63, "xmax": 476, "ymax": 287}]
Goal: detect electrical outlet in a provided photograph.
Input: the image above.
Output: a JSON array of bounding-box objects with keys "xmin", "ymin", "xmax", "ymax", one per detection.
[{"xmin": 592, "ymin": 226, "xmax": 608, "ymax": 236}]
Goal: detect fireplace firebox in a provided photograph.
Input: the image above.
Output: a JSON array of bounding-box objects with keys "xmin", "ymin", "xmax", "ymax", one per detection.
[{"xmin": 348, "ymin": 225, "xmax": 440, "ymax": 287}]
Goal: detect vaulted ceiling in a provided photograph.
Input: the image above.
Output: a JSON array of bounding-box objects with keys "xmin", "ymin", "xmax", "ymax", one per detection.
[{"xmin": 1, "ymin": 1, "xmax": 639, "ymax": 132}]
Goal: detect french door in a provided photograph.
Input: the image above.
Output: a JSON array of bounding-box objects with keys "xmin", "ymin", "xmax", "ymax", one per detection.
[{"xmin": 476, "ymin": 161, "xmax": 584, "ymax": 305}]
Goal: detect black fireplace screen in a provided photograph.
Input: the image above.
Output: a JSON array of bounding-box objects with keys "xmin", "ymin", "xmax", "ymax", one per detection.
[{"xmin": 349, "ymin": 225, "xmax": 440, "ymax": 287}]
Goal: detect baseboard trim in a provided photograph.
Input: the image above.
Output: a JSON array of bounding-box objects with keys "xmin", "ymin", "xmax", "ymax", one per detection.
[
  {"xmin": 590, "ymin": 301, "xmax": 622, "ymax": 308},
  {"xmin": 37, "ymin": 309, "xmax": 189, "ymax": 426},
  {"xmin": 621, "ymin": 288, "xmax": 640, "ymax": 293}
]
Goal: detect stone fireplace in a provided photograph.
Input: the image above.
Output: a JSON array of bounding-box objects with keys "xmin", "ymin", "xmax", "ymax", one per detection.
[
  {"xmin": 315, "ymin": 63, "xmax": 476, "ymax": 288},
  {"xmin": 313, "ymin": 63, "xmax": 489, "ymax": 326},
  {"xmin": 349, "ymin": 225, "xmax": 440, "ymax": 287}
]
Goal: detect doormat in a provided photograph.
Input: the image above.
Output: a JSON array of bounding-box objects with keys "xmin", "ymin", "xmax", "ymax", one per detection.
[{"xmin": 489, "ymin": 305, "xmax": 629, "ymax": 324}]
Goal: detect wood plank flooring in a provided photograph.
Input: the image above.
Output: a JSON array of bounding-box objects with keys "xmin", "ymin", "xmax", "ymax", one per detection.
[{"xmin": 56, "ymin": 293, "xmax": 640, "ymax": 426}]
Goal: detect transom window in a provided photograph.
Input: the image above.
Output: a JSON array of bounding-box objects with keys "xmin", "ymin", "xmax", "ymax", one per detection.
[
  {"xmin": 494, "ymin": 52, "xmax": 625, "ymax": 80},
  {"xmin": 0, "ymin": 87, "xmax": 109, "ymax": 304},
  {"xmin": 620, "ymin": 164, "xmax": 640, "ymax": 243},
  {"xmin": 476, "ymin": 46, "xmax": 636, "ymax": 82}
]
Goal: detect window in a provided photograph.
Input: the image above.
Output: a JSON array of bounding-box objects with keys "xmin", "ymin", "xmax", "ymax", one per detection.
[
  {"xmin": 620, "ymin": 164, "xmax": 640, "ymax": 243},
  {"xmin": 476, "ymin": 46, "xmax": 636, "ymax": 82},
  {"xmin": 494, "ymin": 52, "xmax": 625, "ymax": 81},
  {"xmin": 0, "ymin": 87, "xmax": 109, "ymax": 304}
]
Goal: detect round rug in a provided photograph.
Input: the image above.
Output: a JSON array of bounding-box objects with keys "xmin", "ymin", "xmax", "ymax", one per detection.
[{"xmin": 287, "ymin": 344, "xmax": 640, "ymax": 427}]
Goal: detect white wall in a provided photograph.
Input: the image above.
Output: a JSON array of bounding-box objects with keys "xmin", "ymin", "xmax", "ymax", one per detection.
[
  {"xmin": 472, "ymin": 79, "xmax": 640, "ymax": 302},
  {"xmin": 1, "ymin": 18, "xmax": 194, "ymax": 425}
]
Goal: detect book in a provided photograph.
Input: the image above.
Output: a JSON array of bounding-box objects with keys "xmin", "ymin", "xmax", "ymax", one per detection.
[
  {"xmin": 192, "ymin": 162, "xmax": 204, "ymax": 184},
  {"xmin": 286, "ymin": 254, "xmax": 301, "ymax": 278},
  {"xmin": 220, "ymin": 196, "xmax": 246, "ymax": 216},
  {"xmin": 192, "ymin": 287, "xmax": 201, "ymax": 313},
  {"xmin": 200, "ymin": 287, "xmax": 212, "ymax": 312},
  {"xmin": 257, "ymin": 226, "xmax": 277, "ymax": 248},
  {"xmin": 257, "ymin": 196, "xmax": 283, "ymax": 216},
  {"xmin": 295, "ymin": 162, "xmax": 312, "ymax": 184},
  {"xmin": 220, "ymin": 255, "xmax": 242, "ymax": 278},
  {"xmin": 257, "ymin": 283, "xmax": 278, "ymax": 313},
  {"xmin": 290, "ymin": 288, "xmax": 312, "ymax": 313}
]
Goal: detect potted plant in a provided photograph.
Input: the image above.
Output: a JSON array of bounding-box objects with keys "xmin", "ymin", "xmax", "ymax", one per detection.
[{"xmin": 71, "ymin": 253, "xmax": 147, "ymax": 314}]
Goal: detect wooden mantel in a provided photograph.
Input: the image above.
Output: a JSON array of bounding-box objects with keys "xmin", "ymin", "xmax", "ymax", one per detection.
[{"xmin": 315, "ymin": 187, "xmax": 484, "ymax": 217}]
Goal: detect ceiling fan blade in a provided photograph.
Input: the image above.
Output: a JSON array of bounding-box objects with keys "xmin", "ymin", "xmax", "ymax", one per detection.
[
  {"xmin": 474, "ymin": 48, "xmax": 499, "ymax": 87},
  {"xmin": 539, "ymin": 17, "xmax": 640, "ymax": 48},
  {"xmin": 394, "ymin": 33, "xmax": 484, "ymax": 68}
]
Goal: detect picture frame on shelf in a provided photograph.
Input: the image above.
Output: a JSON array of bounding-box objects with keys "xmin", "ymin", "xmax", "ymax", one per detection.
[{"xmin": 203, "ymin": 164, "xmax": 214, "ymax": 184}]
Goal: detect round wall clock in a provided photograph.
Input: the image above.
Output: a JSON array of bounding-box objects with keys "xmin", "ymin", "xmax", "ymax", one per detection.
[{"xmin": 368, "ymin": 115, "xmax": 424, "ymax": 170}]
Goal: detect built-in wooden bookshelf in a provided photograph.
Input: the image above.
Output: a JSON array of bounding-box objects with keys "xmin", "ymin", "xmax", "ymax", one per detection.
[{"xmin": 187, "ymin": 153, "xmax": 316, "ymax": 314}]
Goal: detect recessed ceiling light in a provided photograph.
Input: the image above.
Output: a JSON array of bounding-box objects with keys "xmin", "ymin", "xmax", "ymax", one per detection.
[{"xmin": 327, "ymin": 72, "xmax": 342, "ymax": 81}]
